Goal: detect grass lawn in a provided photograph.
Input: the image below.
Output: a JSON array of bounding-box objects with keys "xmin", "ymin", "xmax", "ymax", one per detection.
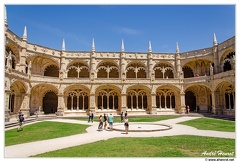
[
  {"xmin": 5, "ymin": 121, "xmax": 89, "ymax": 146},
  {"xmin": 33, "ymin": 135, "xmax": 235, "ymax": 157},
  {"xmin": 178, "ymin": 117, "xmax": 235, "ymax": 132},
  {"xmin": 67, "ymin": 115, "xmax": 180, "ymax": 123}
]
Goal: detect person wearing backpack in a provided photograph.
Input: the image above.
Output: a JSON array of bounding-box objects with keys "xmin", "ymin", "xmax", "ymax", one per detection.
[
  {"xmin": 17, "ymin": 114, "xmax": 25, "ymax": 132},
  {"xmin": 124, "ymin": 116, "xmax": 129, "ymax": 134},
  {"xmin": 98, "ymin": 115, "xmax": 103, "ymax": 131}
]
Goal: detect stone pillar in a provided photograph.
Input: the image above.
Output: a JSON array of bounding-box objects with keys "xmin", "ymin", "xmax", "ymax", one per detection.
[
  {"xmin": 150, "ymin": 94, "xmax": 157, "ymax": 114},
  {"xmin": 231, "ymin": 56, "xmax": 235, "ymax": 70},
  {"xmin": 121, "ymin": 94, "xmax": 127, "ymax": 114},
  {"xmin": 89, "ymin": 93, "xmax": 96, "ymax": 114},
  {"xmin": 5, "ymin": 90, "xmax": 11, "ymax": 122},
  {"xmin": 215, "ymin": 91, "xmax": 223, "ymax": 115},
  {"xmin": 19, "ymin": 50, "xmax": 27, "ymax": 73},
  {"xmin": 56, "ymin": 94, "xmax": 65, "ymax": 116},
  {"xmin": 21, "ymin": 93, "xmax": 30, "ymax": 117},
  {"xmin": 90, "ymin": 51, "xmax": 97, "ymax": 81},
  {"xmin": 180, "ymin": 93, "xmax": 186, "ymax": 114},
  {"xmin": 120, "ymin": 51, "xmax": 126, "ymax": 81},
  {"xmin": 60, "ymin": 51, "xmax": 67, "ymax": 79},
  {"xmin": 147, "ymin": 52, "xmax": 153, "ymax": 79},
  {"xmin": 211, "ymin": 91, "xmax": 216, "ymax": 114},
  {"xmin": 213, "ymin": 45, "xmax": 219, "ymax": 74}
]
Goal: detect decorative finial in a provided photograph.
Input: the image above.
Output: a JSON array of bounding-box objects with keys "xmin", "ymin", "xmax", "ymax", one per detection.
[
  {"xmin": 213, "ymin": 33, "xmax": 217, "ymax": 46},
  {"xmin": 176, "ymin": 42, "xmax": 179, "ymax": 53},
  {"xmin": 23, "ymin": 26, "xmax": 27, "ymax": 41},
  {"xmin": 148, "ymin": 41, "xmax": 152, "ymax": 52},
  {"xmin": 121, "ymin": 39, "xmax": 124, "ymax": 52},
  {"xmin": 62, "ymin": 39, "xmax": 65, "ymax": 51},
  {"xmin": 92, "ymin": 38, "xmax": 95, "ymax": 52},
  {"xmin": 5, "ymin": 6, "xmax": 8, "ymax": 26}
]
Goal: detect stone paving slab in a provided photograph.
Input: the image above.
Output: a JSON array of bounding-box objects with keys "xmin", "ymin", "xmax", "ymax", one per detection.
[{"xmin": 4, "ymin": 116, "xmax": 235, "ymax": 158}]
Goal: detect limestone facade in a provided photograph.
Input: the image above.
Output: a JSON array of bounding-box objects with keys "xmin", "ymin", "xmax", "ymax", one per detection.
[{"xmin": 4, "ymin": 16, "xmax": 235, "ymax": 122}]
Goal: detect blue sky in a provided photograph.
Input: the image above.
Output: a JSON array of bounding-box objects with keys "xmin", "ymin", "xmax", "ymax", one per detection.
[{"xmin": 5, "ymin": 5, "xmax": 235, "ymax": 53}]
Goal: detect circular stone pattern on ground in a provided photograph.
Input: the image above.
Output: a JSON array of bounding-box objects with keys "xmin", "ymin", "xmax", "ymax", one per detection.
[{"xmin": 112, "ymin": 123, "xmax": 172, "ymax": 132}]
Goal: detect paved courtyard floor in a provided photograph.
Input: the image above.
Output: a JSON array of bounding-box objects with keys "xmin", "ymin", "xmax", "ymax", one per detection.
[{"xmin": 4, "ymin": 116, "xmax": 235, "ymax": 158}]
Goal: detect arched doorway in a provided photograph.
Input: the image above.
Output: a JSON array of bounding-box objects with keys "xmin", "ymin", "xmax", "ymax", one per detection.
[
  {"xmin": 43, "ymin": 92, "xmax": 58, "ymax": 114},
  {"xmin": 185, "ymin": 91, "xmax": 196, "ymax": 111}
]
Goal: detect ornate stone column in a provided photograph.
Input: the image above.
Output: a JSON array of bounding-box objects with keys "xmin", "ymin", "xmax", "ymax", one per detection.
[
  {"xmin": 211, "ymin": 91, "xmax": 216, "ymax": 114},
  {"xmin": 120, "ymin": 39, "xmax": 126, "ymax": 81},
  {"xmin": 180, "ymin": 92, "xmax": 186, "ymax": 114},
  {"xmin": 5, "ymin": 90, "xmax": 11, "ymax": 122},
  {"xmin": 56, "ymin": 94, "xmax": 65, "ymax": 116},
  {"xmin": 19, "ymin": 26, "xmax": 28, "ymax": 73},
  {"xmin": 213, "ymin": 33, "xmax": 219, "ymax": 74},
  {"xmin": 121, "ymin": 93, "xmax": 127, "ymax": 114},
  {"xmin": 21, "ymin": 93, "xmax": 30, "ymax": 117},
  {"xmin": 150, "ymin": 93, "xmax": 157, "ymax": 114},
  {"xmin": 89, "ymin": 93, "xmax": 96, "ymax": 114}
]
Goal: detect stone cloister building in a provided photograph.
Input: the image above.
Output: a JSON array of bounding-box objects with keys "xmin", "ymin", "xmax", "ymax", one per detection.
[{"xmin": 4, "ymin": 9, "xmax": 235, "ymax": 122}]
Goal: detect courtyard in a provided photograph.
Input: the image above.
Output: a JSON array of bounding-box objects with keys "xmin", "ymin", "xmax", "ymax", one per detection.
[{"xmin": 4, "ymin": 115, "xmax": 235, "ymax": 158}]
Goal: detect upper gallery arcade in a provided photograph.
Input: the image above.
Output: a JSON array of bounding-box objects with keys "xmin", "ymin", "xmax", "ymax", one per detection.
[{"xmin": 4, "ymin": 7, "xmax": 235, "ymax": 121}]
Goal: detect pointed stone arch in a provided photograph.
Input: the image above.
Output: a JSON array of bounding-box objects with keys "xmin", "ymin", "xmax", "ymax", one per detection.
[
  {"xmin": 66, "ymin": 60, "xmax": 90, "ymax": 78},
  {"xmin": 185, "ymin": 84, "xmax": 211, "ymax": 112},
  {"xmin": 44, "ymin": 64, "xmax": 59, "ymax": 77},
  {"xmin": 96, "ymin": 60, "xmax": 119, "ymax": 78},
  {"xmin": 182, "ymin": 59, "xmax": 213, "ymax": 77},
  {"xmin": 64, "ymin": 85, "xmax": 90, "ymax": 111},
  {"xmin": 214, "ymin": 81, "xmax": 235, "ymax": 114},
  {"xmin": 220, "ymin": 50, "xmax": 235, "ymax": 72},
  {"xmin": 5, "ymin": 44, "xmax": 20, "ymax": 70},
  {"xmin": 30, "ymin": 84, "xmax": 58, "ymax": 114},
  {"xmin": 9, "ymin": 80, "xmax": 28, "ymax": 114},
  {"xmin": 126, "ymin": 85, "xmax": 151, "ymax": 111},
  {"xmin": 154, "ymin": 62, "xmax": 174, "ymax": 78},
  {"xmin": 126, "ymin": 61, "xmax": 147, "ymax": 78},
  {"xmin": 155, "ymin": 85, "xmax": 180, "ymax": 110},
  {"xmin": 182, "ymin": 66, "xmax": 194, "ymax": 78},
  {"xmin": 95, "ymin": 85, "xmax": 121, "ymax": 111},
  {"xmin": 26, "ymin": 56, "xmax": 60, "ymax": 75}
]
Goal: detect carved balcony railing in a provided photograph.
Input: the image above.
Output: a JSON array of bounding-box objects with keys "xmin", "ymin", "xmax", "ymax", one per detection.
[
  {"xmin": 6, "ymin": 69, "xmax": 235, "ymax": 85},
  {"xmin": 183, "ymin": 75, "xmax": 210, "ymax": 84},
  {"xmin": 213, "ymin": 70, "xmax": 235, "ymax": 80}
]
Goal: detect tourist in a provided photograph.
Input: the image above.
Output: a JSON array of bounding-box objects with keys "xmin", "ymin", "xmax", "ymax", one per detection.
[
  {"xmin": 187, "ymin": 106, "xmax": 190, "ymax": 114},
  {"xmin": 17, "ymin": 109, "xmax": 22, "ymax": 121},
  {"xmin": 35, "ymin": 109, "xmax": 38, "ymax": 121},
  {"xmin": 103, "ymin": 113, "xmax": 108, "ymax": 130},
  {"xmin": 125, "ymin": 111, "xmax": 128, "ymax": 117},
  {"xmin": 88, "ymin": 110, "xmax": 94, "ymax": 123},
  {"xmin": 120, "ymin": 112, "xmax": 123, "ymax": 123},
  {"xmin": 197, "ymin": 106, "xmax": 200, "ymax": 113},
  {"xmin": 17, "ymin": 114, "xmax": 25, "ymax": 132},
  {"xmin": 108, "ymin": 113, "xmax": 114, "ymax": 131},
  {"xmin": 124, "ymin": 116, "xmax": 129, "ymax": 134},
  {"xmin": 98, "ymin": 115, "xmax": 103, "ymax": 131}
]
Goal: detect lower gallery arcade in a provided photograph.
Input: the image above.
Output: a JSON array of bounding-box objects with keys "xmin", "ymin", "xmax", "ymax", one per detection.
[{"xmin": 6, "ymin": 81, "xmax": 235, "ymax": 117}]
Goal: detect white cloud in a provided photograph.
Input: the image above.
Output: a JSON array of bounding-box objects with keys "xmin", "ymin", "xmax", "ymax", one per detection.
[{"xmin": 114, "ymin": 26, "xmax": 141, "ymax": 35}]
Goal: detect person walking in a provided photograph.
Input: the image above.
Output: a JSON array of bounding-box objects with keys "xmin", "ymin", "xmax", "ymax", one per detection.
[
  {"xmin": 120, "ymin": 112, "xmax": 123, "ymax": 123},
  {"xmin": 88, "ymin": 110, "xmax": 94, "ymax": 123},
  {"xmin": 187, "ymin": 106, "xmax": 190, "ymax": 114},
  {"xmin": 103, "ymin": 113, "xmax": 108, "ymax": 130},
  {"xmin": 17, "ymin": 109, "xmax": 22, "ymax": 121},
  {"xmin": 17, "ymin": 114, "xmax": 25, "ymax": 132},
  {"xmin": 98, "ymin": 115, "xmax": 103, "ymax": 131},
  {"xmin": 108, "ymin": 113, "xmax": 114, "ymax": 131},
  {"xmin": 35, "ymin": 109, "xmax": 38, "ymax": 121},
  {"xmin": 124, "ymin": 111, "xmax": 128, "ymax": 117},
  {"xmin": 124, "ymin": 116, "xmax": 129, "ymax": 134}
]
